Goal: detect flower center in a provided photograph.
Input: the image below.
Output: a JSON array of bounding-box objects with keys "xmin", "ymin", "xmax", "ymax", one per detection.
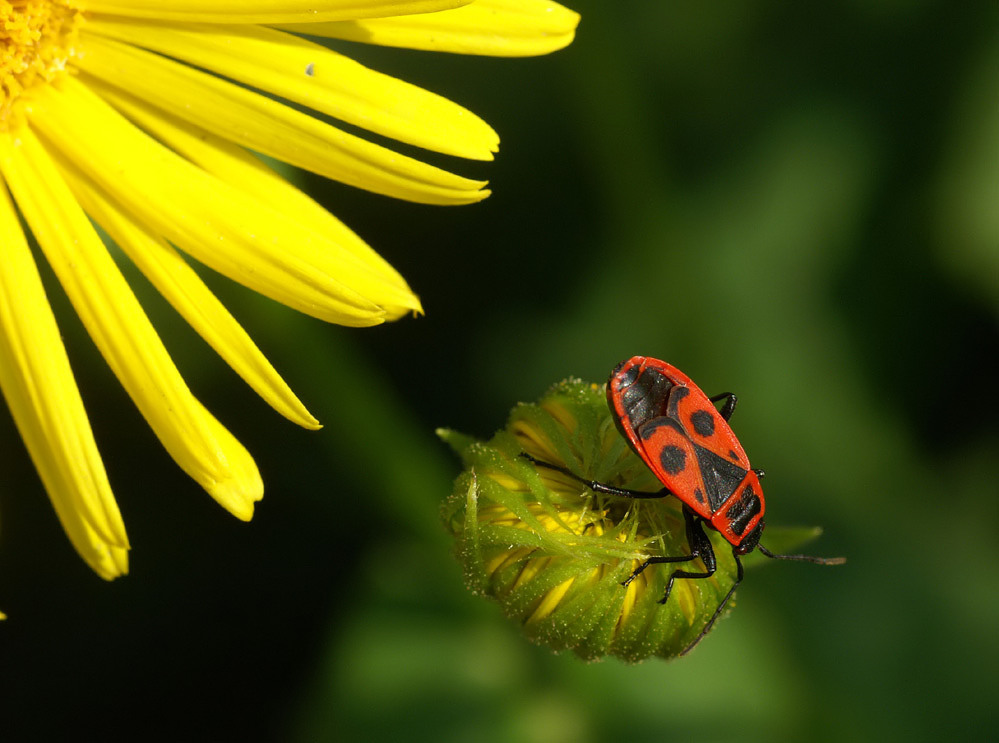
[{"xmin": 1, "ymin": 0, "xmax": 81, "ymax": 124}]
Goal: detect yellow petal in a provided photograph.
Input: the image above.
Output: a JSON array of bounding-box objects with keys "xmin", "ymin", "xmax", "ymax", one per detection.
[
  {"xmin": 40, "ymin": 474, "xmax": 130, "ymax": 581},
  {"xmin": 0, "ymin": 124, "xmax": 263, "ymax": 520},
  {"xmin": 86, "ymin": 19, "xmax": 499, "ymax": 161},
  {"xmin": 0, "ymin": 148, "xmax": 129, "ymax": 579},
  {"xmin": 280, "ymin": 0, "xmax": 581, "ymax": 57},
  {"xmin": 74, "ymin": 33, "xmax": 489, "ymax": 205},
  {"xmin": 88, "ymin": 81, "xmax": 422, "ymax": 320},
  {"xmin": 81, "ymin": 0, "xmax": 474, "ymax": 24},
  {"xmin": 29, "ymin": 78, "xmax": 414, "ymax": 325},
  {"xmin": 63, "ymin": 166, "xmax": 322, "ymax": 431}
]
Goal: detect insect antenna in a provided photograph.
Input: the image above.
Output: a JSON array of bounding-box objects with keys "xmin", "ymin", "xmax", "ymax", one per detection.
[{"xmin": 758, "ymin": 545, "xmax": 846, "ymax": 565}]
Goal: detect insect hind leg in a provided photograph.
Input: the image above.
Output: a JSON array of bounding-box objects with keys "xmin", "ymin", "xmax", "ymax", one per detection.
[{"xmin": 623, "ymin": 506, "xmax": 718, "ymax": 604}]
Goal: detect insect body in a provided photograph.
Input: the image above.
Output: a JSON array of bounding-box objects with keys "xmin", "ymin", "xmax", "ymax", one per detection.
[
  {"xmin": 523, "ymin": 356, "xmax": 844, "ymax": 653},
  {"xmin": 607, "ymin": 356, "xmax": 766, "ymax": 551}
]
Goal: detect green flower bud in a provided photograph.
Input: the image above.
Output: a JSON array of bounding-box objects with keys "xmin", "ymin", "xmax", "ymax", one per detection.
[{"xmin": 439, "ymin": 378, "xmax": 745, "ymax": 662}]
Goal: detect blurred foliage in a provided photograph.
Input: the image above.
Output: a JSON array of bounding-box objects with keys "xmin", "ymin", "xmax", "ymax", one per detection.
[{"xmin": 1, "ymin": 1, "xmax": 998, "ymax": 741}]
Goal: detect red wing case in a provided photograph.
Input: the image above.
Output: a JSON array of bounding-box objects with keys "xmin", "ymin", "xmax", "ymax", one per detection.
[{"xmin": 607, "ymin": 356, "xmax": 765, "ymax": 545}]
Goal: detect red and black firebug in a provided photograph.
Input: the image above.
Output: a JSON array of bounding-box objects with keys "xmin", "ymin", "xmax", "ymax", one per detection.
[{"xmin": 523, "ymin": 356, "xmax": 844, "ymax": 653}]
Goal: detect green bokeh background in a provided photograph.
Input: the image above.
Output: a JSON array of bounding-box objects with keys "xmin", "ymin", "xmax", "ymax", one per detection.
[{"xmin": 2, "ymin": 1, "xmax": 997, "ymax": 740}]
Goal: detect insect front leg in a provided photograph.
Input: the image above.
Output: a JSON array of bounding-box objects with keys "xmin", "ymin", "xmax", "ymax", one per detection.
[
  {"xmin": 709, "ymin": 392, "xmax": 738, "ymax": 421},
  {"xmin": 621, "ymin": 505, "xmax": 718, "ymax": 604}
]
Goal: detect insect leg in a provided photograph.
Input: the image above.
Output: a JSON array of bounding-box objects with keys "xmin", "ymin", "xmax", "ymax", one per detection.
[
  {"xmin": 709, "ymin": 392, "xmax": 738, "ymax": 421},
  {"xmin": 519, "ymin": 453, "xmax": 668, "ymax": 499},
  {"xmin": 621, "ymin": 505, "xmax": 717, "ymax": 603},
  {"xmin": 680, "ymin": 552, "xmax": 744, "ymax": 655}
]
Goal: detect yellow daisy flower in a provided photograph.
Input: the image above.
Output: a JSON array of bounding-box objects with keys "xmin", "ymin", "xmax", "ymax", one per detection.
[{"xmin": 0, "ymin": 1, "xmax": 579, "ymax": 582}]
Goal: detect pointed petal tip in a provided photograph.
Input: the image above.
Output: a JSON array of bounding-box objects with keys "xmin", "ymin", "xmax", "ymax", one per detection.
[
  {"xmin": 382, "ymin": 290, "xmax": 424, "ymax": 321},
  {"xmin": 298, "ymin": 413, "xmax": 323, "ymax": 431},
  {"xmin": 464, "ymin": 150, "xmax": 496, "ymax": 163},
  {"xmin": 462, "ymin": 135, "xmax": 499, "ymax": 162},
  {"xmin": 93, "ymin": 544, "xmax": 130, "ymax": 581},
  {"xmin": 210, "ymin": 473, "xmax": 264, "ymax": 522},
  {"xmin": 232, "ymin": 505, "xmax": 256, "ymax": 522}
]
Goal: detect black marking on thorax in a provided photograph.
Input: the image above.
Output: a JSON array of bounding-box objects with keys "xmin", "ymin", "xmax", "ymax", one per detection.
[{"xmin": 724, "ymin": 482, "xmax": 762, "ymax": 536}]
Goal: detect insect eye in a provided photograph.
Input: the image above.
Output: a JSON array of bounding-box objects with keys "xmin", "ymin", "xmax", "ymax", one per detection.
[{"xmin": 753, "ymin": 468, "xmax": 766, "ymax": 479}]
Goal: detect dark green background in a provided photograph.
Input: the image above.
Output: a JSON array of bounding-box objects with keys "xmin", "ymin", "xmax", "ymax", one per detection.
[{"xmin": 2, "ymin": 1, "xmax": 997, "ymax": 740}]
